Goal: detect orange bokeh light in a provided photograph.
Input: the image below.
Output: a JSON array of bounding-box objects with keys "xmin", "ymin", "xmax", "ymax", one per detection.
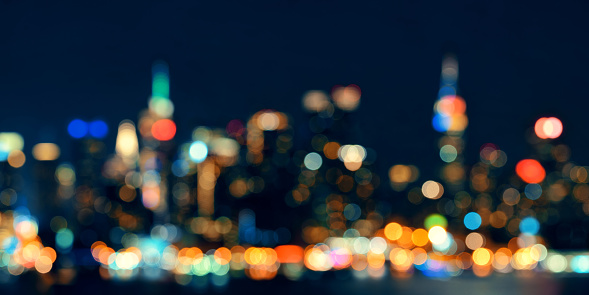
[
  {"xmin": 275, "ymin": 245, "xmax": 304, "ymax": 263},
  {"xmin": 534, "ymin": 117, "xmax": 562, "ymax": 139},
  {"xmin": 151, "ymin": 119, "xmax": 176, "ymax": 141},
  {"xmin": 437, "ymin": 95, "xmax": 466, "ymax": 116},
  {"xmin": 516, "ymin": 159, "xmax": 546, "ymax": 184}
]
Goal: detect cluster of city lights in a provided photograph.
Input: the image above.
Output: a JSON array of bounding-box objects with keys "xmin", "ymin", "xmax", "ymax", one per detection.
[
  {"xmin": 0, "ymin": 209, "xmax": 57, "ymax": 276},
  {"xmin": 2, "ymin": 57, "xmax": 589, "ymax": 289},
  {"xmin": 86, "ymin": 219, "xmax": 589, "ymax": 285}
]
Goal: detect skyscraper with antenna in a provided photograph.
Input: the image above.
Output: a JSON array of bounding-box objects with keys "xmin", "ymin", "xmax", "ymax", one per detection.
[
  {"xmin": 432, "ymin": 55, "xmax": 468, "ymax": 193},
  {"xmin": 137, "ymin": 60, "xmax": 176, "ymax": 225}
]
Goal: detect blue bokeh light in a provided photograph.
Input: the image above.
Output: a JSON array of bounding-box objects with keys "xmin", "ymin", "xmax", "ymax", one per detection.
[
  {"xmin": 0, "ymin": 150, "xmax": 8, "ymax": 161},
  {"xmin": 571, "ymin": 255, "xmax": 589, "ymax": 273},
  {"xmin": 171, "ymin": 160, "xmax": 189, "ymax": 177},
  {"xmin": 68, "ymin": 119, "xmax": 88, "ymax": 138},
  {"xmin": 519, "ymin": 216, "xmax": 540, "ymax": 235},
  {"xmin": 89, "ymin": 120, "xmax": 108, "ymax": 138},
  {"xmin": 524, "ymin": 183, "xmax": 542, "ymax": 200},
  {"xmin": 432, "ymin": 114, "xmax": 451, "ymax": 132},
  {"xmin": 343, "ymin": 204, "xmax": 361, "ymax": 221},
  {"xmin": 438, "ymin": 86, "xmax": 456, "ymax": 98},
  {"xmin": 464, "ymin": 212, "xmax": 482, "ymax": 230}
]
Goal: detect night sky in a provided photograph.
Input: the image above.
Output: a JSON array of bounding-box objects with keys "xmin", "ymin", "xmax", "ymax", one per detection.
[{"xmin": 1, "ymin": 0, "xmax": 589, "ymax": 178}]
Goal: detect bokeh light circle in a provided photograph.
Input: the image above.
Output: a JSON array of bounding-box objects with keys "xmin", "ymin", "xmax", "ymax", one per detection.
[
  {"xmin": 424, "ymin": 213, "xmax": 448, "ymax": 230},
  {"xmin": 304, "ymin": 152, "xmax": 323, "ymax": 170},
  {"xmin": 68, "ymin": 119, "xmax": 88, "ymax": 138},
  {"xmin": 516, "ymin": 159, "xmax": 546, "ymax": 184},
  {"xmin": 463, "ymin": 212, "xmax": 482, "ymax": 230},
  {"xmin": 440, "ymin": 145, "xmax": 458, "ymax": 163},
  {"xmin": 524, "ymin": 183, "xmax": 543, "ymax": 200},
  {"xmin": 189, "ymin": 141, "xmax": 208, "ymax": 163},
  {"xmin": 422, "ymin": 180, "xmax": 444, "ymax": 199},
  {"xmin": 519, "ymin": 216, "xmax": 540, "ymax": 235},
  {"xmin": 428, "ymin": 226, "xmax": 447, "ymax": 245},
  {"xmin": 151, "ymin": 119, "xmax": 176, "ymax": 141},
  {"xmin": 535, "ymin": 117, "xmax": 563, "ymax": 139},
  {"xmin": 89, "ymin": 120, "xmax": 108, "ymax": 138}
]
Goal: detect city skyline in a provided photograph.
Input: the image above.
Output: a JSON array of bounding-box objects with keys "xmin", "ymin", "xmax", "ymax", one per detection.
[{"xmin": 3, "ymin": 1, "xmax": 589, "ymax": 294}]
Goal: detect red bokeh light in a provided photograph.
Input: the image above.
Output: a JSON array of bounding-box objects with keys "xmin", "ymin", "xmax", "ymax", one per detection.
[
  {"xmin": 151, "ymin": 119, "xmax": 176, "ymax": 141},
  {"xmin": 516, "ymin": 159, "xmax": 546, "ymax": 184}
]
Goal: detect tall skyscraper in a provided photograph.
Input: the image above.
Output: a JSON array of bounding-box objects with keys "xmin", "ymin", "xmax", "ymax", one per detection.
[{"xmin": 432, "ymin": 55, "xmax": 468, "ymax": 193}]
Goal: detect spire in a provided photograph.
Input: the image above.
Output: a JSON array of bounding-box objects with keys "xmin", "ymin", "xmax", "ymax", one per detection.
[
  {"xmin": 433, "ymin": 55, "xmax": 468, "ymax": 190},
  {"xmin": 148, "ymin": 60, "xmax": 174, "ymax": 119},
  {"xmin": 432, "ymin": 55, "xmax": 468, "ymax": 135}
]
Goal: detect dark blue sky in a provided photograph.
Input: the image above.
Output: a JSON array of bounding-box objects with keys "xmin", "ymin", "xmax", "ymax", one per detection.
[{"xmin": 1, "ymin": 0, "xmax": 589, "ymax": 176}]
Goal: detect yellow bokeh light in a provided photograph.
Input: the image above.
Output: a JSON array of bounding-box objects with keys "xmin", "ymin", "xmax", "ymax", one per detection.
[
  {"xmin": 32, "ymin": 143, "xmax": 60, "ymax": 161},
  {"xmin": 389, "ymin": 164, "xmax": 419, "ymax": 184},
  {"xmin": 389, "ymin": 248, "xmax": 414, "ymax": 271},
  {"xmin": 411, "ymin": 228, "xmax": 429, "ymax": 247},
  {"xmin": 384, "ymin": 222, "xmax": 403, "ymax": 241},
  {"xmin": 116, "ymin": 121, "xmax": 139, "ymax": 161},
  {"xmin": 473, "ymin": 248, "xmax": 493, "ymax": 266}
]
